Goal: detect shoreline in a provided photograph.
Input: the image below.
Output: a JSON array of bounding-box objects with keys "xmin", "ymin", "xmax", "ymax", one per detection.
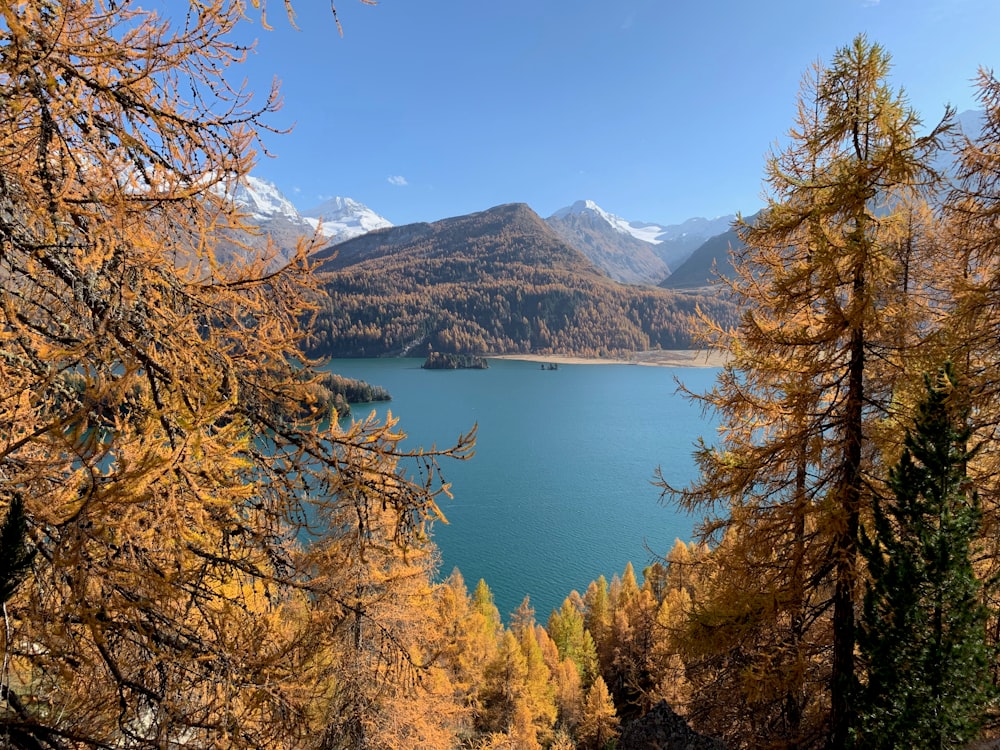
[{"xmin": 489, "ymin": 349, "xmax": 729, "ymax": 368}]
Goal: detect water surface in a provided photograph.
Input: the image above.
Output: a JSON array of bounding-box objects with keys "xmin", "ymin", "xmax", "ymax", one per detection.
[{"xmin": 326, "ymin": 357, "xmax": 719, "ymax": 619}]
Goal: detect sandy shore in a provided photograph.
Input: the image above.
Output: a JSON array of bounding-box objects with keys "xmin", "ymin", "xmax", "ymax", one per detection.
[{"xmin": 489, "ymin": 349, "xmax": 729, "ymax": 368}]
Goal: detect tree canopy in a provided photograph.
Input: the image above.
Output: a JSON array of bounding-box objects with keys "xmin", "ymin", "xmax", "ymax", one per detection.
[{"xmin": 0, "ymin": 2, "xmax": 472, "ymax": 746}]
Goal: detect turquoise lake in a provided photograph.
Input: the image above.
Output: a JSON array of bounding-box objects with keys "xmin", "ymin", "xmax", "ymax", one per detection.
[{"xmin": 324, "ymin": 357, "xmax": 720, "ymax": 620}]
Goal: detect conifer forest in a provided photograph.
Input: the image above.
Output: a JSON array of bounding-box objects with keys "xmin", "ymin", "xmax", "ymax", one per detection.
[{"xmin": 4, "ymin": 2, "xmax": 1000, "ymax": 749}]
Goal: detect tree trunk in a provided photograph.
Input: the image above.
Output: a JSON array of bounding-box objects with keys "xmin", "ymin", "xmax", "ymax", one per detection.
[{"xmin": 830, "ymin": 314, "xmax": 865, "ymax": 749}]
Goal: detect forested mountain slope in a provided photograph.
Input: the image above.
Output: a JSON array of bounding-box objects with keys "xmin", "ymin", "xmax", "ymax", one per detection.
[{"xmin": 306, "ymin": 203, "xmax": 739, "ymax": 357}]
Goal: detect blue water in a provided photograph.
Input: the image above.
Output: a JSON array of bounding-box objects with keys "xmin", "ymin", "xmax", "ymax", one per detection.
[{"xmin": 325, "ymin": 357, "xmax": 719, "ymax": 620}]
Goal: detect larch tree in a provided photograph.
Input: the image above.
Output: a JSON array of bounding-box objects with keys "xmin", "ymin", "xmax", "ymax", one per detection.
[
  {"xmin": 547, "ymin": 594, "xmax": 599, "ymax": 688},
  {"xmin": 0, "ymin": 1, "xmax": 473, "ymax": 747},
  {"xmin": 477, "ymin": 629, "xmax": 534, "ymax": 743},
  {"xmin": 576, "ymin": 676, "xmax": 619, "ymax": 750},
  {"xmin": 302, "ymin": 496, "xmax": 467, "ymax": 750},
  {"xmin": 856, "ymin": 362, "xmax": 993, "ymax": 748},
  {"xmin": 583, "ymin": 575, "xmax": 612, "ymax": 675},
  {"xmin": 662, "ymin": 35, "xmax": 951, "ymax": 748},
  {"xmin": 432, "ymin": 568, "xmax": 500, "ymax": 738}
]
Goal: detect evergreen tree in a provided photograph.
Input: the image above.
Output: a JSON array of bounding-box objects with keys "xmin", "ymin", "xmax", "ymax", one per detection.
[
  {"xmin": 0, "ymin": 495, "xmax": 35, "ymax": 606},
  {"xmin": 856, "ymin": 363, "xmax": 994, "ymax": 748},
  {"xmin": 943, "ymin": 68, "xmax": 1000, "ymax": 666}
]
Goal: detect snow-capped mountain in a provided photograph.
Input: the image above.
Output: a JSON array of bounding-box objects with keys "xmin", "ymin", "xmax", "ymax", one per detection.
[
  {"xmin": 551, "ymin": 200, "xmax": 732, "ymax": 247},
  {"xmin": 547, "ymin": 200, "xmax": 670, "ymax": 285},
  {"xmin": 230, "ymin": 176, "xmax": 391, "ymax": 244},
  {"xmin": 550, "ymin": 200, "xmax": 666, "ymax": 244},
  {"xmin": 218, "ymin": 176, "xmax": 392, "ymax": 268},
  {"xmin": 231, "ymin": 175, "xmax": 301, "ymax": 222},
  {"xmin": 546, "ymin": 200, "xmax": 735, "ymax": 286},
  {"xmin": 302, "ymin": 196, "xmax": 393, "ymax": 241}
]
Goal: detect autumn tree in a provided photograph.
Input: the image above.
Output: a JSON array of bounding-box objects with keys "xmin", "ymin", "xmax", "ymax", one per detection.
[
  {"xmin": 856, "ymin": 363, "xmax": 993, "ymax": 748},
  {"xmin": 606, "ymin": 564, "xmax": 659, "ymax": 718},
  {"xmin": 433, "ymin": 569, "xmax": 503, "ymax": 740},
  {"xmin": 307, "ymin": 501, "xmax": 468, "ymax": 749},
  {"xmin": 0, "ymin": 1, "xmax": 472, "ymax": 747},
  {"xmin": 0, "ymin": 496, "xmax": 35, "ymax": 606},
  {"xmin": 548, "ymin": 594, "xmax": 599, "ymax": 687},
  {"xmin": 663, "ymin": 35, "xmax": 951, "ymax": 747},
  {"xmin": 508, "ymin": 597, "xmax": 559, "ymax": 745},
  {"xmin": 576, "ymin": 676, "xmax": 619, "ymax": 750},
  {"xmin": 583, "ymin": 575, "xmax": 612, "ymax": 673},
  {"xmin": 477, "ymin": 630, "xmax": 537, "ymax": 746}
]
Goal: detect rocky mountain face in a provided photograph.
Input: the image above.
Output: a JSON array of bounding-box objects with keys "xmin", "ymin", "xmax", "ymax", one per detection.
[
  {"xmin": 546, "ymin": 201, "xmax": 671, "ymax": 285},
  {"xmin": 651, "ymin": 214, "xmax": 736, "ymax": 269},
  {"xmin": 657, "ymin": 212, "xmax": 759, "ymax": 290},
  {"xmin": 546, "ymin": 201, "xmax": 734, "ymax": 286},
  {"xmin": 660, "ymin": 225, "xmax": 742, "ymax": 290}
]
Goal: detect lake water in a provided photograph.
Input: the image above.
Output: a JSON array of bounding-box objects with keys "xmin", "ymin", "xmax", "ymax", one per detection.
[{"xmin": 324, "ymin": 357, "xmax": 719, "ymax": 620}]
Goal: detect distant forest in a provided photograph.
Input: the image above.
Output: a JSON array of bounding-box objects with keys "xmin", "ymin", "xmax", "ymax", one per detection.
[{"xmin": 309, "ymin": 275, "xmax": 736, "ymax": 357}]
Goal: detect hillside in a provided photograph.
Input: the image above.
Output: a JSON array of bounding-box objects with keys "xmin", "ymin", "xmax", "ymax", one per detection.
[
  {"xmin": 543, "ymin": 202, "xmax": 737, "ymax": 286},
  {"xmin": 307, "ymin": 203, "xmax": 738, "ymax": 357},
  {"xmin": 659, "ymin": 217, "xmax": 752, "ymax": 290}
]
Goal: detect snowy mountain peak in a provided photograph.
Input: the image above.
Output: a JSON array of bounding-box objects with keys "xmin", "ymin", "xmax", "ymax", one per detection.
[
  {"xmin": 302, "ymin": 196, "xmax": 393, "ymax": 240},
  {"xmin": 551, "ymin": 199, "xmax": 665, "ymax": 245},
  {"xmin": 231, "ymin": 175, "xmax": 300, "ymax": 221},
  {"xmin": 553, "ymin": 199, "xmax": 608, "ymax": 220},
  {"xmin": 304, "ymin": 196, "xmax": 372, "ymax": 221},
  {"xmin": 230, "ymin": 176, "xmax": 392, "ymax": 243}
]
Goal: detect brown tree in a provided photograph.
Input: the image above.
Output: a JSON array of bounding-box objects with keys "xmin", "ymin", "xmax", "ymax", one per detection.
[
  {"xmin": 0, "ymin": 2, "xmax": 472, "ymax": 747},
  {"xmin": 576, "ymin": 676, "xmax": 619, "ymax": 750}
]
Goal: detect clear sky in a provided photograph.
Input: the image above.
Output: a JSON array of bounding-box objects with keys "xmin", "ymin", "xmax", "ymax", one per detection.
[{"xmin": 230, "ymin": 0, "xmax": 1000, "ymax": 226}]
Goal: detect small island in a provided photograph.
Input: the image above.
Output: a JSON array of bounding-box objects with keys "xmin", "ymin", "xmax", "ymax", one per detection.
[
  {"xmin": 319, "ymin": 372, "xmax": 391, "ymax": 419},
  {"xmin": 422, "ymin": 352, "xmax": 490, "ymax": 370}
]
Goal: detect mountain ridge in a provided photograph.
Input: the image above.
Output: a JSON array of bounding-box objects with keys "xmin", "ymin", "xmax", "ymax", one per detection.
[
  {"xmin": 546, "ymin": 200, "xmax": 735, "ymax": 285},
  {"xmin": 232, "ymin": 176, "xmax": 391, "ymax": 244},
  {"xmin": 306, "ymin": 203, "xmax": 739, "ymax": 358},
  {"xmin": 231, "ymin": 176, "xmax": 741, "ymax": 290}
]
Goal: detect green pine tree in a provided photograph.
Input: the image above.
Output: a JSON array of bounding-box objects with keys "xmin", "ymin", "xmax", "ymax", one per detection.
[
  {"xmin": 0, "ymin": 494, "xmax": 35, "ymax": 605},
  {"xmin": 856, "ymin": 362, "xmax": 994, "ymax": 748}
]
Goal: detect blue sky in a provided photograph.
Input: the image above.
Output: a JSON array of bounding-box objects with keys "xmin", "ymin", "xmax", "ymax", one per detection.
[{"xmin": 232, "ymin": 0, "xmax": 1000, "ymax": 226}]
